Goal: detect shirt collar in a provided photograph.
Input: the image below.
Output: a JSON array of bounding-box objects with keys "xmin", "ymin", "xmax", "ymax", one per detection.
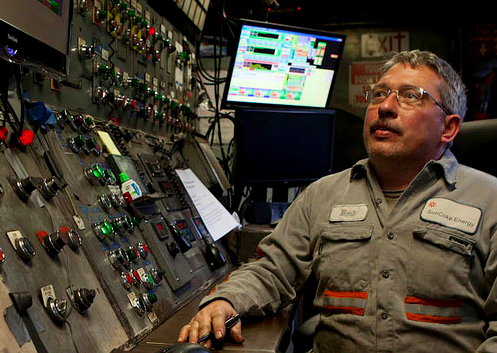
[{"xmin": 349, "ymin": 149, "xmax": 459, "ymax": 186}]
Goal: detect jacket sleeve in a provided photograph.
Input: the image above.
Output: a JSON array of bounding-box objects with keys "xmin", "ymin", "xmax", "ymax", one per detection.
[{"xmin": 200, "ymin": 184, "xmax": 318, "ymax": 317}]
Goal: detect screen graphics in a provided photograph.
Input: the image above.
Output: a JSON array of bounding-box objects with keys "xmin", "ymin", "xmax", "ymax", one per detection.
[{"xmin": 222, "ymin": 20, "xmax": 346, "ymax": 109}]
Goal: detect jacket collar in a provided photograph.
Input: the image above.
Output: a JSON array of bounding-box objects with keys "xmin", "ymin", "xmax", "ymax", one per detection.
[{"xmin": 349, "ymin": 149, "xmax": 459, "ymax": 187}]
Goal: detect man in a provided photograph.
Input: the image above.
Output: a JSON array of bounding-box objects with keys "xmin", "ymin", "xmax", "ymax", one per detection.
[{"xmin": 178, "ymin": 50, "xmax": 497, "ymax": 352}]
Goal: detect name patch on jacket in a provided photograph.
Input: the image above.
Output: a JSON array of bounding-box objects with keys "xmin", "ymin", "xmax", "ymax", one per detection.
[
  {"xmin": 420, "ymin": 198, "xmax": 481, "ymax": 234},
  {"xmin": 329, "ymin": 204, "xmax": 368, "ymax": 222}
]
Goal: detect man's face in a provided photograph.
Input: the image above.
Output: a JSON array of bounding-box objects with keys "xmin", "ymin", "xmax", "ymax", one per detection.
[{"xmin": 363, "ymin": 63, "xmax": 449, "ymax": 165}]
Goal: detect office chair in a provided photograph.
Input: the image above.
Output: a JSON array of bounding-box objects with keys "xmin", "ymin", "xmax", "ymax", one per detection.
[{"xmin": 451, "ymin": 118, "xmax": 497, "ymax": 177}]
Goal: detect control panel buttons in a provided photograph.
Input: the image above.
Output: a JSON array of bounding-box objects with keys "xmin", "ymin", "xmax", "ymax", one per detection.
[
  {"xmin": 71, "ymin": 288, "xmax": 96, "ymax": 313},
  {"xmin": 125, "ymin": 246, "xmax": 140, "ymax": 263},
  {"xmin": 140, "ymin": 292, "xmax": 157, "ymax": 312},
  {"xmin": 41, "ymin": 285, "xmax": 67, "ymax": 323},
  {"xmin": 98, "ymin": 194, "xmax": 113, "ymax": 212},
  {"xmin": 41, "ymin": 231, "xmax": 66, "ymax": 257},
  {"xmin": 135, "ymin": 242, "xmax": 149, "ymax": 259},
  {"xmin": 65, "ymin": 229, "xmax": 82, "ymax": 250},
  {"xmin": 46, "ymin": 297, "xmax": 68, "ymax": 323},
  {"xmin": 110, "ymin": 192, "xmax": 126, "ymax": 209},
  {"xmin": 15, "ymin": 237, "xmax": 36, "ymax": 263},
  {"xmin": 8, "ymin": 175, "xmax": 37, "ymax": 202},
  {"xmin": 92, "ymin": 220, "xmax": 114, "ymax": 241},
  {"xmin": 84, "ymin": 163, "xmax": 106, "ymax": 186},
  {"xmin": 108, "ymin": 248, "xmax": 130, "ymax": 269},
  {"xmin": 148, "ymin": 267, "xmax": 164, "ymax": 284}
]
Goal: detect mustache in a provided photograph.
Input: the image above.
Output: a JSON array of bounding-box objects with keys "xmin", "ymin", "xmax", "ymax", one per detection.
[{"xmin": 370, "ymin": 120, "xmax": 401, "ymax": 134}]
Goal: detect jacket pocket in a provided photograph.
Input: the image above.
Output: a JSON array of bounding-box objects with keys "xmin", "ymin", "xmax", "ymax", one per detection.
[
  {"xmin": 407, "ymin": 222, "xmax": 475, "ymax": 299},
  {"xmin": 315, "ymin": 224, "xmax": 374, "ymax": 291}
]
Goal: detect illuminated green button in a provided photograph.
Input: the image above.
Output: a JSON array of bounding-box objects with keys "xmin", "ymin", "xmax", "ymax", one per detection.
[
  {"xmin": 102, "ymin": 220, "xmax": 113, "ymax": 235},
  {"xmin": 126, "ymin": 247, "xmax": 139, "ymax": 262},
  {"xmin": 148, "ymin": 293, "xmax": 157, "ymax": 303},
  {"xmin": 92, "ymin": 164, "xmax": 104, "ymax": 179},
  {"xmin": 74, "ymin": 135, "xmax": 86, "ymax": 148}
]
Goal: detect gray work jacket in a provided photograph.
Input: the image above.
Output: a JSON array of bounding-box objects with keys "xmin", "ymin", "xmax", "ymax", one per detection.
[{"xmin": 202, "ymin": 149, "xmax": 497, "ymax": 352}]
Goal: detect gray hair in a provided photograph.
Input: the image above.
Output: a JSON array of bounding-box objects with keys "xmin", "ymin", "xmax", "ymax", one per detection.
[{"xmin": 380, "ymin": 50, "xmax": 467, "ymax": 120}]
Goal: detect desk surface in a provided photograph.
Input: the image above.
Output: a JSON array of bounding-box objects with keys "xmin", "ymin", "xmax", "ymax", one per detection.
[{"xmin": 115, "ymin": 289, "xmax": 293, "ymax": 353}]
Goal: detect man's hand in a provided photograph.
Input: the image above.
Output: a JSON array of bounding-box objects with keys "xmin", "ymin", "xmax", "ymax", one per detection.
[{"xmin": 177, "ymin": 300, "xmax": 244, "ymax": 348}]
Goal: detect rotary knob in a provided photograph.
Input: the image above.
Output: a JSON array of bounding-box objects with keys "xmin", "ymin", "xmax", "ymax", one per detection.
[
  {"xmin": 72, "ymin": 288, "xmax": 96, "ymax": 313},
  {"xmin": 66, "ymin": 229, "xmax": 82, "ymax": 250},
  {"xmin": 42, "ymin": 231, "xmax": 66, "ymax": 257},
  {"xmin": 46, "ymin": 297, "xmax": 67, "ymax": 323},
  {"xmin": 15, "ymin": 237, "xmax": 36, "ymax": 263}
]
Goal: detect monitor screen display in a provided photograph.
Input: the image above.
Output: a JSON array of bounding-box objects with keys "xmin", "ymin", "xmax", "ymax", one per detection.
[
  {"xmin": 222, "ymin": 20, "xmax": 346, "ymax": 110},
  {"xmin": 233, "ymin": 107, "xmax": 335, "ymax": 187},
  {"xmin": 0, "ymin": 0, "xmax": 73, "ymax": 77}
]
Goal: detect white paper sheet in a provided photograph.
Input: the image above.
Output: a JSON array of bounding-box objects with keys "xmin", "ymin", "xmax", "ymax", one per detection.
[{"xmin": 175, "ymin": 168, "xmax": 240, "ymax": 240}]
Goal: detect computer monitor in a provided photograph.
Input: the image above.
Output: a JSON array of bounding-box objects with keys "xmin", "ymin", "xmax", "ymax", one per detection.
[
  {"xmin": 221, "ymin": 19, "xmax": 346, "ymax": 110},
  {"xmin": 0, "ymin": 0, "xmax": 73, "ymax": 78},
  {"xmin": 233, "ymin": 107, "xmax": 335, "ymax": 191}
]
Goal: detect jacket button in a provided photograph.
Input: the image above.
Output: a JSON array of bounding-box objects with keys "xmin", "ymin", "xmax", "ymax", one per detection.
[
  {"xmin": 387, "ymin": 232, "xmax": 394, "ymax": 240},
  {"xmin": 382, "ymin": 271, "xmax": 390, "ymax": 278},
  {"xmin": 381, "ymin": 312, "xmax": 388, "ymax": 320}
]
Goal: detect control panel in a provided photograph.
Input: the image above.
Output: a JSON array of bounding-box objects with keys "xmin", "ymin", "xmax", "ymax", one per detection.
[{"xmin": 0, "ymin": 0, "xmax": 231, "ymax": 352}]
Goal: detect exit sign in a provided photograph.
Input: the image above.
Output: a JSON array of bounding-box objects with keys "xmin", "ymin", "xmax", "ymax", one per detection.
[{"xmin": 361, "ymin": 32, "xmax": 410, "ymax": 57}]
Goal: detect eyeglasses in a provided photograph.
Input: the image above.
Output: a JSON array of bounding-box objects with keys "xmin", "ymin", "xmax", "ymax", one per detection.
[{"xmin": 365, "ymin": 86, "xmax": 452, "ymax": 115}]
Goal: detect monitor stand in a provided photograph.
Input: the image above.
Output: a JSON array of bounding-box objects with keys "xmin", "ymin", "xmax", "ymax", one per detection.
[{"xmin": 246, "ymin": 186, "xmax": 290, "ymax": 224}]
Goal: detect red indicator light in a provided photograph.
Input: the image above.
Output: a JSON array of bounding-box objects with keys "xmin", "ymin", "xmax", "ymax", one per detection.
[
  {"xmin": 156, "ymin": 223, "xmax": 163, "ymax": 231},
  {"xmin": 18, "ymin": 130, "xmax": 35, "ymax": 147},
  {"xmin": 123, "ymin": 191, "xmax": 132, "ymax": 203},
  {"xmin": 0, "ymin": 126, "xmax": 8, "ymax": 141},
  {"xmin": 149, "ymin": 27, "xmax": 155, "ymax": 36}
]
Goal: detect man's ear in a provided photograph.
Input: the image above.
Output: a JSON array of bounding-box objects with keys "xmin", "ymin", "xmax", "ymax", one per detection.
[{"xmin": 441, "ymin": 114, "xmax": 461, "ymax": 144}]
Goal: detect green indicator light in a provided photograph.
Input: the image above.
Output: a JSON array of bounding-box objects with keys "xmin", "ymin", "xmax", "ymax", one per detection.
[
  {"xmin": 104, "ymin": 169, "xmax": 116, "ymax": 183},
  {"xmin": 112, "ymin": 223, "xmax": 121, "ymax": 232},
  {"xmin": 84, "ymin": 117, "xmax": 93, "ymax": 126},
  {"xmin": 74, "ymin": 135, "xmax": 86, "ymax": 147},
  {"xmin": 101, "ymin": 221, "xmax": 112, "ymax": 235},
  {"xmin": 127, "ymin": 9, "xmax": 135, "ymax": 17},
  {"xmin": 148, "ymin": 293, "xmax": 157, "ymax": 303}
]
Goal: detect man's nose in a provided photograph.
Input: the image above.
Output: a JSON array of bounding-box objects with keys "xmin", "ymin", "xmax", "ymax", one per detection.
[{"xmin": 378, "ymin": 91, "xmax": 399, "ymax": 119}]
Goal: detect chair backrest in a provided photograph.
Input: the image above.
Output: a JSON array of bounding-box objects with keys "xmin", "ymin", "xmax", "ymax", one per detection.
[{"xmin": 451, "ymin": 119, "xmax": 497, "ymax": 177}]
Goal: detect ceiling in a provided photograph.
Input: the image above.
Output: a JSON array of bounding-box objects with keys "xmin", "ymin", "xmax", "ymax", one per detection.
[{"xmin": 203, "ymin": 0, "xmax": 495, "ymax": 37}]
